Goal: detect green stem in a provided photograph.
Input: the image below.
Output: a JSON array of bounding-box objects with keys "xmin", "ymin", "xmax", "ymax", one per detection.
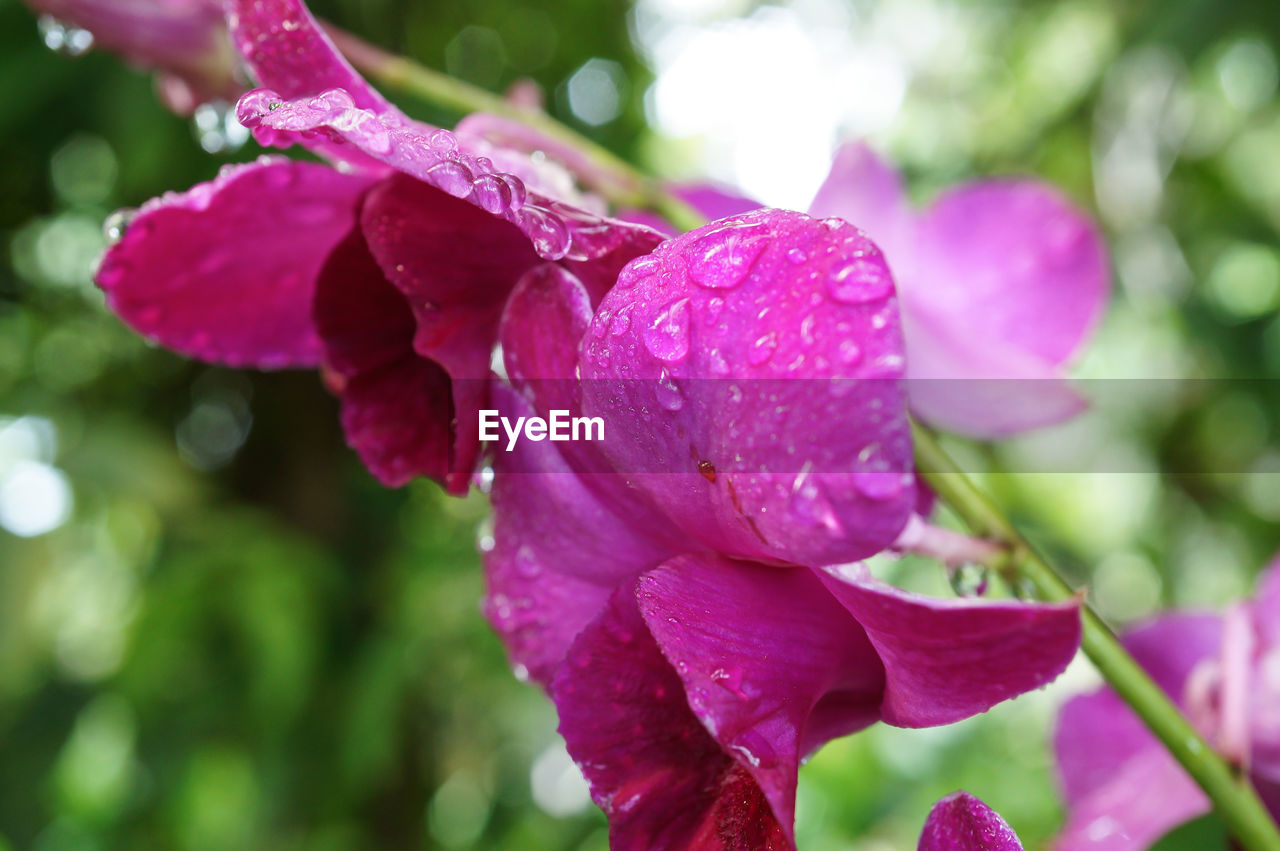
[
  {"xmin": 325, "ymin": 27, "xmax": 706, "ymax": 233},
  {"xmin": 912, "ymin": 422, "xmax": 1280, "ymax": 851}
]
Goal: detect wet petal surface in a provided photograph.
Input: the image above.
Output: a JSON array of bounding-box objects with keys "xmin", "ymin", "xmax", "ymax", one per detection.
[{"xmin": 579, "ymin": 209, "xmax": 915, "ymax": 568}]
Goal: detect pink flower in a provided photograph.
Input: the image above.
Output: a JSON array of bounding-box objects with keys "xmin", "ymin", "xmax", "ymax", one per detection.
[
  {"xmin": 483, "ymin": 211, "xmax": 1083, "ymax": 849},
  {"xmin": 94, "ymin": 0, "xmax": 661, "ymax": 492},
  {"xmin": 920, "ymin": 792, "xmax": 1026, "ymax": 850},
  {"xmin": 655, "ymin": 145, "xmax": 1112, "ymax": 437},
  {"xmin": 1054, "ymin": 556, "xmax": 1280, "ymax": 849}
]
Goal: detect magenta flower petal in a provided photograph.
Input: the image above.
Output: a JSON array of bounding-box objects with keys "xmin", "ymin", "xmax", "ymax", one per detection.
[
  {"xmin": 237, "ymin": 88, "xmax": 662, "ymax": 261},
  {"xmin": 227, "ymin": 0, "xmax": 391, "ymax": 114},
  {"xmin": 579, "ymin": 209, "xmax": 916, "ymax": 568},
  {"xmin": 312, "ymin": 228, "xmax": 460, "ymax": 490},
  {"xmin": 809, "ymin": 142, "xmax": 1110, "ymax": 436},
  {"xmin": 553, "ymin": 585, "xmax": 794, "ymax": 851},
  {"xmin": 918, "ymin": 791, "xmax": 1024, "ymax": 850},
  {"xmin": 24, "ymin": 0, "xmax": 238, "ymax": 106},
  {"xmin": 818, "ymin": 564, "xmax": 1081, "ymax": 727},
  {"xmin": 1055, "ymin": 744, "xmax": 1209, "ymax": 850},
  {"xmin": 809, "ymin": 143, "xmax": 913, "ymax": 265},
  {"xmin": 1053, "ymin": 614, "xmax": 1231, "ymax": 849},
  {"xmin": 637, "ymin": 554, "xmax": 885, "ymax": 845},
  {"xmin": 96, "ymin": 158, "xmax": 372, "ymax": 368},
  {"xmin": 484, "ymin": 388, "xmax": 673, "ymax": 684}
]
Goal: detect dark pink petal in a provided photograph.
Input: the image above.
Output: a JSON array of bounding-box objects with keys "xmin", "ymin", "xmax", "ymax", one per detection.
[
  {"xmin": 638, "ymin": 554, "xmax": 885, "ymax": 845},
  {"xmin": 96, "ymin": 158, "xmax": 372, "ymax": 368},
  {"xmin": 817, "ymin": 564, "xmax": 1081, "ymax": 727},
  {"xmin": 312, "ymin": 227, "xmax": 462, "ymax": 490},
  {"xmin": 579, "ymin": 209, "xmax": 915, "ymax": 568},
  {"xmin": 360, "ymin": 174, "xmax": 548, "ymax": 478},
  {"xmin": 918, "ymin": 791, "xmax": 1024, "ymax": 850},
  {"xmin": 237, "ymin": 90, "xmax": 664, "ymax": 262},
  {"xmin": 554, "ymin": 586, "xmax": 794, "ymax": 851},
  {"xmin": 24, "ymin": 0, "xmax": 239, "ymax": 106},
  {"xmin": 227, "ymin": 0, "xmax": 391, "ymax": 114},
  {"xmin": 484, "ymin": 388, "xmax": 673, "ymax": 685}
]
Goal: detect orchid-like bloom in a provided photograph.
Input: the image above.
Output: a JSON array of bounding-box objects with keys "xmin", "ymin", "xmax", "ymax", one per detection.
[
  {"xmin": 94, "ymin": 0, "xmax": 662, "ymax": 492},
  {"xmin": 919, "ymin": 792, "xmax": 1025, "ymax": 850},
  {"xmin": 22, "ymin": 0, "xmax": 241, "ymax": 111},
  {"xmin": 661, "ymin": 147, "xmax": 1111, "ymax": 437},
  {"xmin": 1055, "ymin": 556, "xmax": 1280, "ymax": 849},
  {"xmin": 484, "ymin": 209, "xmax": 1084, "ymax": 849}
]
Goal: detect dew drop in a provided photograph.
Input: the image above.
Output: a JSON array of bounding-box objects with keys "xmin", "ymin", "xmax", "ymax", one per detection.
[
  {"xmin": 748, "ymin": 332, "xmax": 777, "ymax": 366},
  {"xmin": 609, "ymin": 307, "xmax": 632, "ymax": 337},
  {"xmin": 235, "ymin": 89, "xmax": 282, "ymax": 127},
  {"xmin": 643, "ymin": 298, "xmax": 692, "ymax": 363},
  {"xmin": 519, "ymin": 205, "xmax": 572, "ymax": 259},
  {"xmin": 786, "ymin": 247, "xmax": 808, "ymax": 265},
  {"xmin": 731, "ymin": 730, "xmax": 778, "ymax": 769},
  {"xmin": 38, "ymin": 15, "xmax": 94, "ymax": 57},
  {"xmin": 838, "ymin": 339, "xmax": 863, "ymax": 365},
  {"xmin": 617, "ymin": 256, "xmax": 659, "ymax": 289},
  {"xmin": 472, "ymin": 172, "xmax": 513, "ymax": 213},
  {"xmin": 799, "ymin": 312, "xmax": 817, "ymax": 347},
  {"xmin": 688, "ymin": 221, "xmax": 768, "ymax": 289},
  {"xmin": 655, "ymin": 368, "xmax": 684, "ymax": 411},
  {"xmin": 826, "ymin": 257, "xmax": 893, "ymax": 304},
  {"xmin": 103, "ymin": 208, "xmax": 137, "ymax": 245},
  {"xmin": 708, "ymin": 348, "xmax": 730, "ymax": 376}
]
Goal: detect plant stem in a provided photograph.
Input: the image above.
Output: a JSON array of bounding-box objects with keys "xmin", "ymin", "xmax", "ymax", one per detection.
[
  {"xmin": 325, "ymin": 27, "xmax": 706, "ymax": 233},
  {"xmin": 912, "ymin": 422, "xmax": 1280, "ymax": 851}
]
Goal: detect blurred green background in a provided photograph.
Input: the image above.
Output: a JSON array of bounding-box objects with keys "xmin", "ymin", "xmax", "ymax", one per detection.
[{"xmin": 1, "ymin": 0, "xmax": 1279, "ymax": 848}]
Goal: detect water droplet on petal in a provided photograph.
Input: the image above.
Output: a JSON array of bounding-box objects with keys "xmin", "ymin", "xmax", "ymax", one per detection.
[
  {"xmin": 103, "ymin": 208, "xmax": 138, "ymax": 245},
  {"xmin": 689, "ymin": 221, "xmax": 768, "ymax": 289},
  {"xmin": 617, "ymin": 256, "xmax": 659, "ymax": 289},
  {"xmin": 428, "ymin": 128, "xmax": 458, "ymax": 153},
  {"xmin": 786, "ymin": 247, "xmax": 808, "ymax": 265},
  {"xmin": 38, "ymin": 15, "xmax": 94, "ymax": 57},
  {"xmin": 425, "ymin": 160, "xmax": 474, "ymax": 198},
  {"xmin": 518, "ymin": 205, "xmax": 572, "ymax": 259},
  {"xmin": 826, "ymin": 258, "xmax": 893, "ymax": 304},
  {"xmin": 655, "ymin": 368, "xmax": 684, "ymax": 411},
  {"xmin": 235, "ymin": 89, "xmax": 282, "ymax": 127},
  {"xmin": 799, "ymin": 313, "xmax": 817, "ymax": 347},
  {"xmin": 472, "ymin": 172, "xmax": 513, "ymax": 213},
  {"xmin": 748, "ymin": 332, "xmax": 777, "ymax": 366},
  {"xmin": 643, "ymin": 298, "xmax": 691, "ymax": 363},
  {"xmin": 709, "ymin": 348, "xmax": 730, "ymax": 376},
  {"xmin": 704, "ymin": 297, "xmax": 726, "ymax": 325},
  {"xmin": 730, "ymin": 729, "xmax": 778, "ymax": 769},
  {"xmin": 609, "ymin": 307, "xmax": 632, "ymax": 337},
  {"xmin": 838, "ymin": 340, "xmax": 862, "ymax": 366}
]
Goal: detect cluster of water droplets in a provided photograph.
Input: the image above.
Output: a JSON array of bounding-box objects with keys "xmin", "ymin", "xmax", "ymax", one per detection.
[
  {"xmin": 38, "ymin": 15, "xmax": 94, "ymax": 57},
  {"xmin": 234, "ymin": 87, "xmax": 590, "ymax": 260}
]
